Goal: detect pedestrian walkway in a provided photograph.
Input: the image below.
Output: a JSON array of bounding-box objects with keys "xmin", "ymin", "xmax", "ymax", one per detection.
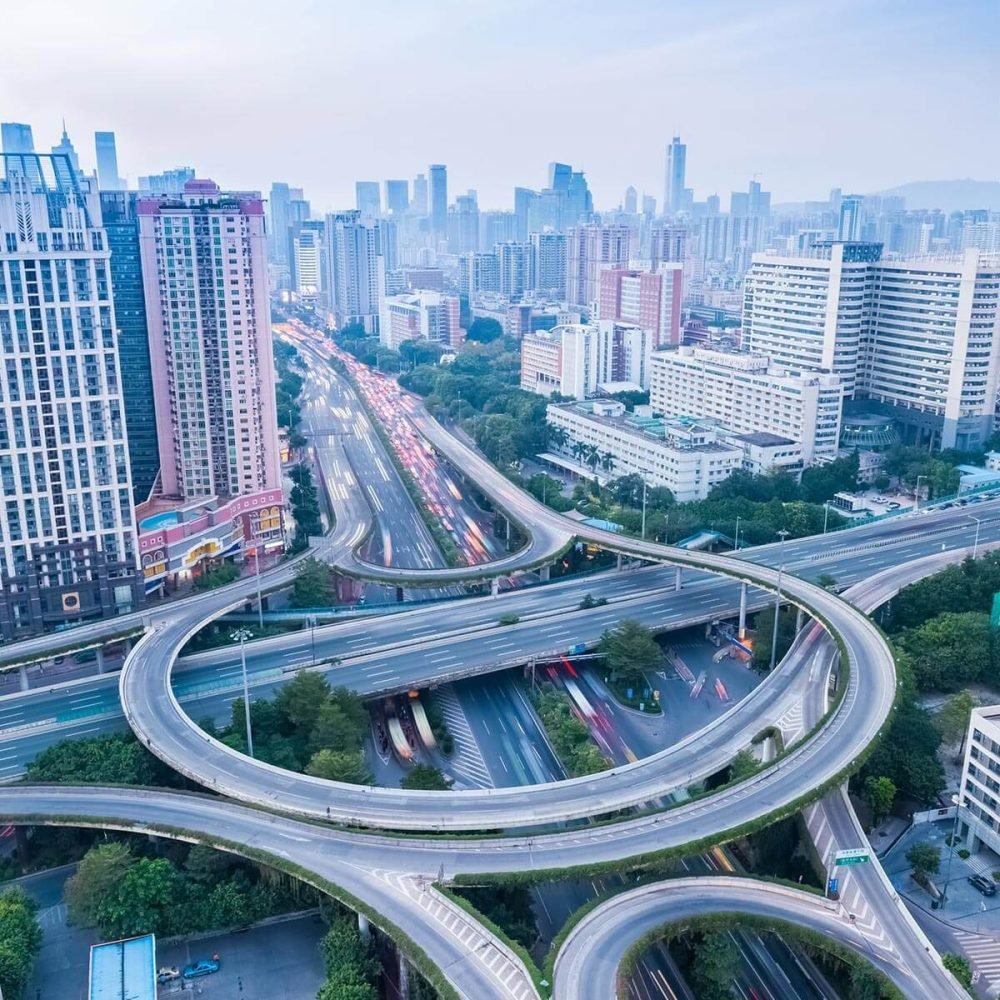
[
  {"xmin": 951, "ymin": 929, "xmax": 1000, "ymax": 991},
  {"xmin": 434, "ymin": 685, "xmax": 493, "ymax": 789}
]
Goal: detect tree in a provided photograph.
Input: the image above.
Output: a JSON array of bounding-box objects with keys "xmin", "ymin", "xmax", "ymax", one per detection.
[
  {"xmin": 816, "ymin": 573, "xmax": 838, "ymax": 590},
  {"xmin": 942, "ymin": 954, "xmax": 974, "ymax": 990},
  {"xmin": 66, "ymin": 842, "xmax": 134, "ymax": 927},
  {"xmin": 864, "ymin": 775, "xmax": 896, "ymax": 824},
  {"xmin": 400, "ymin": 764, "xmax": 452, "ymax": 791},
  {"xmin": 848, "ymin": 963, "xmax": 884, "ymax": 1000},
  {"xmin": 0, "ymin": 888, "xmax": 41, "ymax": 1000},
  {"xmin": 691, "ymin": 932, "xmax": 739, "ymax": 999},
  {"xmin": 751, "ymin": 606, "xmax": 797, "ymax": 672},
  {"xmin": 291, "ymin": 556, "xmax": 337, "ymax": 608},
  {"xmin": 95, "ymin": 857, "xmax": 181, "ymax": 939},
  {"xmin": 934, "ymin": 691, "xmax": 978, "ymax": 750},
  {"xmin": 596, "ymin": 619, "xmax": 663, "ymax": 684},
  {"xmin": 193, "ymin": 562, "xmax": 241, "ymax": 590},
  {"xmin": 465, "ymin": 317, "xmax": 504, "ymax": 344},
  {"xmin": 906, "ymin": 842, "xmax": 941, "ymax": 880},
  {"xmin": 274, "ymin": 670, "xmax": 331, "ymax": 734},
  {"xmin": 26, "ymin": 732, "xmax": 162, "ymax": 786},
  {"xmin": 729, "ymin": 749, "xmax": 759, "ymax": 781},
  {"xmin": 305, "ymin": 749, "xmax": 373, "ymax": 785},
  {"xmin": 899, "ymin": 612, "xmax": 993, "ymax": 691}
]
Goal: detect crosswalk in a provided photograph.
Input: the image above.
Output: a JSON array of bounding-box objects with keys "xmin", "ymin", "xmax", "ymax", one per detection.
[
  {"xmin": 952, "ymin": 930, "xmax": 1000, "ymax": 990},
  {"xmin": 433, "ymin": 686, "xmax": 493, "ymax": 789},
  {"xmin": 775, "ymin": 700, "xmax": 805, "ymax": 745}
]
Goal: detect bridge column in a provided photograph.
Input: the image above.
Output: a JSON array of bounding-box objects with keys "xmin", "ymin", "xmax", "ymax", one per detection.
[
  {"xmin": 491, "ymin": 578, "xmax": 500, "ymax": 597},
  {"xmin": 95, "ymin": 647, "xmax": 105, "ymax": 675},
  {"xmin": 18, "ymin": 666, "xmax": 28, "ymax": 692},
  {"xmin": 674, "ymin": 567, "xmax": 682, "ymax": 592},
  {"xmin": 796, "ymin": 608, "xmax": 804, "ymax": 632},
  {"xmin": 738, "ymin": 582, "xmax": 748, "ymax": 640},
  {"xmin": 540, "ymin": 564, "xmax": 551, "ymax": 582},
  {"xmin": 616, "ymin": 554, "xmax": 624, "ymax": 571},
  {"xmin": 398, "ymin": 954, "xmax": 410, "ymax": 1000},
  {"xmin": 122, "ymin": 638, "xmax": 132, "ymax": 655},
  {"xmin": 357, "ymin": 913, "xmax": 370, "ymax": 941}
]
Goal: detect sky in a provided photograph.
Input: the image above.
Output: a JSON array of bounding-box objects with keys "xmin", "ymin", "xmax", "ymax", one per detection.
[{"xmin": 2, "ymin": 0, "xmax": 998, "ymax": 213}]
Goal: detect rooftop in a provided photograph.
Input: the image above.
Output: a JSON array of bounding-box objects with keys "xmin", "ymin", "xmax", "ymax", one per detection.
[{"xmin": 89, "ymin": 935, "xmax": 156, "ymax": 1000}]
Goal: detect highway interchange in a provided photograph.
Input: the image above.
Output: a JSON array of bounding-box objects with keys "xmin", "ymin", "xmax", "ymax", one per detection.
[{"xmin": 0, "ymin": 328, "xmax": 989, "ymax": 997}]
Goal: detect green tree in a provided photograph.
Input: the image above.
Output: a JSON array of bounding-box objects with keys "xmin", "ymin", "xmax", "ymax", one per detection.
[
  {"xmin": 400, "ymin": 764, "xmax": 452, "ymax": 790},
  {"xmin": 751, "ymin": 605, "xmax": 798, "ymax": 672},
  {"xmin": 0, "ymin": 888, "xmax": 41, "ymax": 1000},
  {"xmin": 691, "ymin": 932, "xmax": 739, "ymax": 999},
  {"xmin": 729, "ymin": 749, "xmax": 759, "ymax": 781},
  {"xmin": 274, "ymin": 670, "xmax": 331, "ymax": 734},
  {"xmin": 942, "ymin": 953, "xmax": 974, "ymax": 991},
  {"xmin": 66, "ymin": 842, "xmax": 134, "ymax": 927},
  {"xmin": 193, "ymin": 561, "xmax": 241, "ymax": 590},
  {"xmin": 934, "ymin": 691, "xmax": 978, "ymax": 749},
  {"xmin": 848, "ymin": 963, "xmax": 884, "ymax": 1000},
  {"xmin": 305, "ymin": 749, "xmax": 373, "ymax": 785},
  {"xmin": 596, "ymin": 619, "xmax": 663, "ymax": 684},
  {"xmin": 864, "ymin": 775, "xmax": 896, "ymax": 824},
  {"xmin": 899, "ymin": 612, "xmax": 993, "ymax": 691},
  {"xmin": 290, "ymin": 556, "xmax": 336, "ymax": 608},
  {"xmin": 465, "ymin": 317, "xmax": 504, "ymax": 344},
  {"xmin": 310, "ymin": 698, "xmax": 365, "ymax": 754},
  {"xmin": 26, "ymin": 732, "xmax": 163, "ymax": 786},
  {"xmin": 906, "ymin": 842, "xmax": 941, "ymax": 880},
  {"xmin": 96, "ymin": 857, "xmax": 180, "ymax": 939}
]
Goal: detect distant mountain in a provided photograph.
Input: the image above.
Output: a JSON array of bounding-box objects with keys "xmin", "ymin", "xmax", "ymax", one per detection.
[{"xmin": 872, "ymin": 179, "xmax": 1000, "ymax": 213}]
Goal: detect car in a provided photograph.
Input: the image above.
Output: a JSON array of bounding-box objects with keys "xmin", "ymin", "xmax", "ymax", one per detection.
[
  {"xmin": 887, "ymin": 501, "xmax": 901, "ymax": 510},
  {"xmin": 157, "ymin": 967, "xmax": 180, "ymax": 984},
  {"xmin": 874, "ymin": 496, "xmax": 887, "ymax": 504},
  {"xmin": 968, "ymin": 874, "xmax": 996, "ymax": 896},
  {"xmin": 183, "ymin": 959, "xmax": 221, "ymax": 979}
]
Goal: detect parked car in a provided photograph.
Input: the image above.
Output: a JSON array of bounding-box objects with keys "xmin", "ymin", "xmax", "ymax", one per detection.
[
  {"xmin": 887, "ymin": 501, "xmax": 901, "ymax": 510},
  {"xmin": 157, "ymin": 967, "xmax": 180, "ymax": 984},
  {"xmin": 968, "ymin": 874, "xmax": 996, "ymax": 896},
  {"xmin": 183, "ymin": 959, "xmax": 221, "ymax": 979}
]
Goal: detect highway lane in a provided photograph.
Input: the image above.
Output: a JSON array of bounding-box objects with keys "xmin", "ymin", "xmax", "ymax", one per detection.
[{"xmin": 551, "ymin": 877, "xmax": 960, "ymax": 1000}]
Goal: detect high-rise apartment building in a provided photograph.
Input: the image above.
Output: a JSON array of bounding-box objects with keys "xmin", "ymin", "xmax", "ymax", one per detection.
[
  {"xmin": 138, "ymin": 167, "xmax": 195, "ymax": 194},
  {"xmin": 412, "ymin": 173, "xmax": 428, "ymax": 215},
  {"xmin": 530, "ymin": 231, "xmax": 567, "ymax": 298},
  {"xmin": 94, "ymin": 131, "xmax": 123, "ymax": 190},
  {"xmin": 429, "ymin": 164, "xmax": 447, "ymax": 238},
  {"xmin": 355, "ymin": 181, "xmax": 381, "ymax": 218},
  {"xmin": 495, "ymin": 241, "xmax": 533, "ymax": 300},
  {"xmin": 624, "ymin": 186, "xmax": 638, "ymax": 215},
  {"xmin": 379, "ymin": 291, "xmax": 462, "ymax": 350},
  {"xmin": 325, "ymin": 211, "xmax": 381, "ymax": 333},
  {"xmin": 137, "ymin": 180, "xmax": 282, "ymax": 501},
  {"xmin": 664, "ymin": 136, "xmax": 686, "ymax": 216},
  {"xmin": 649, "ymin": 225, "xmax": 687, "ymax": 268},
  {"xmin": 649, "ymin": 346, "xmax": 844, "ymax": 463},
  {"xmin": 267, "ymin": 182, "xmax": 293, "ymax": 269},
  {"xmin": 744, "ymin": 245, "xmax": 1000, "ymax": 450},
  {"xmin": 598, "ymin": 266, "xmax": 683, "ymax": 348},
  {"xmin": 1, "ymin": 123, "xmax": 34, "ymax": 154},
  {"xmin": 457, "ymin": 252, "xmax": 500, "ymax": 299},
  {"xmin": 100, "ymin": 191, "xmax": 158, "ymax": 502},
  {"xmin": 0, "ymin": 153, "xmax": 143, "ymax": 639},
  {"xmin": 292, "ymin": 220, "xmax": 325, "ymax": 298},
  {"xmin": 448, "ymin": 191, "xmax": 479, "ymax": 253},
  {"xmin": 565, "ymin": 224, "xmax": 631, "ymax": 309},
  {"xmin": 385, "ymin": 179, "xmax": 409, "ymax": 216},
  {"xmin": 481, "ymin": 211, "xmax": 518, "ymax": 248},
  {"xmin": 838, "ymin": 195, "xmax": 863, "ymax": 241}
]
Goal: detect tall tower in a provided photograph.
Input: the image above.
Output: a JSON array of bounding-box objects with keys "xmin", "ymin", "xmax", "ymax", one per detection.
[
  {"xmin": 138, "ymin": 180, "xmax": 282, "ymax": 502},
  {"xmin": 0, "ymin": 122, "xmax": 34, "ymax": 154},
  {"xmin": 664, "ymin": 136, "xmax": 686, "ymax": 216},
  {"xmin": 838, "ymin": 195, "xmax": 864, "ymax": 242},
  {"xmin": 0, "ymin": 153, "xmax": 142, "ymax": 639},
  {"xmin": 429, "ymin": 164, "xmax": 448, "ymax": 239},
  {"xmin": 94, "ymin": 131, "xmax": 123, "ymax": 190},
  {"xmin": 355, "ymin": 181, "xmax": 381, "ymax": 217},
  {"xmin": 50, "ymin": 121, "xmax": 81, "ymax": 174}
]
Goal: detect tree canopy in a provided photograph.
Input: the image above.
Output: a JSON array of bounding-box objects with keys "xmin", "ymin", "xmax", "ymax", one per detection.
[{"xmin": 596, "ymin": 619, "xmax": 663, "ymax": 684}]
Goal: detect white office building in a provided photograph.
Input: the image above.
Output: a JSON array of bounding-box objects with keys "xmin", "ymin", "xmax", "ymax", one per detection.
[
  {"xmin": 520, "ymin": 321, "xmax": 654, "ymax": 400},
  {"xmin": 649, "ymin": 346, "xmax": 844, "ymax": 463},
  {"xmin": 545, "ymin": 400, "xmax": 743, "ymax": 502},
  {"xmin": 0, "ymin": 153, "xmax": 143, "ymax": 639},
  {"xmin": 325, "ymin": 211, "xmax": 382, "ymax": 333},
  {"xmin": 958, "ymin": 706, "xmax": 1000, "ymax": 856}
]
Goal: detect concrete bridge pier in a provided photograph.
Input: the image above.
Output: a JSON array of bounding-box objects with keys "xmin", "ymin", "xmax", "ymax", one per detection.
[
  {"xmin": 796, "ymin": 607, "xmax": 805, "ymax": 632},
  {"xmin": 357, "ymin": 913, "xmax": 370, "ymax": 941},
  {"xmin": 540, "ymin": 564, "xmax": 551, "ymax": 582},
  {"xmin": 616, "ymin": 553, "xmax": 624, "ymax": 571},
  {"xmin": 674, "ymin": 566, "xmax": 682, "ymax": 592},
  {"xmin": 95, "ymin": 647, "xmax": 105, "ymax": 674},
  {"xmin": 491, "ymin": 578, "xmax": 500, "ymax": 597},
  {"xmin": 738, "ymin": 582, "xmax": 748, "ymax": 639},
  {"xmin": 18, "ymin": 665, "xmax": 28, "ymax": 691}
]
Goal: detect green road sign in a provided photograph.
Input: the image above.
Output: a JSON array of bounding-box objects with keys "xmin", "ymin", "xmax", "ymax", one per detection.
[{"xmin": 835, "ymin": 848, "xmax": 870, "ymax": 866}]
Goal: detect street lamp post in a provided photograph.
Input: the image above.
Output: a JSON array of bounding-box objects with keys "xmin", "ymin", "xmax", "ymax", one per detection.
[
  {"xmin": 823, "ymin": 503, "xmax": 830, "ymax": 535},
  {"xmin": 252, "ymin": 540, "xmax": 264, "ymax": 629},
  {"xmin": 768, "ymin": 530, "xmax": 790, "ymax": 673},
  {"xmin": 915, "ymin": 474, "xmax": 928, "ymax": 510},
  {"xmin": 640, "ymin": 477, "xmax": 648, "ymax": 540},
  {"xmin": 942, "ymin": 794, "xmax": 964, "ymax": 907},
  {"xmin": 970, "ymin": 516, "xmax": 982, "ymax": 559},
  {"xmin": 734, "ymin": 515, "xmax": 741, "ymax": 551},
  {"xmin": 309, "ymin": 614, "xmax": 317, "ymax": 664},
  {"xmin": 230, "ymin": 628, "xmax": 254, "ymax": 758}
]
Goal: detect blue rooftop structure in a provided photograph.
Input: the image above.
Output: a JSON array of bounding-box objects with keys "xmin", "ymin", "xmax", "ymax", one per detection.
[{"xmin": 89, "ymin": 934, "xmax": 156, "ymax": 1000}]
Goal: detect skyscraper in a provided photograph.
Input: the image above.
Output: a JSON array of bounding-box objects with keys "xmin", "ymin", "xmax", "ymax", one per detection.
[
  {"xmin": 293, "ymin": 220, "xmax": 325, "ymax": 298},
  {"xmin": 137, "ymin": 180, "xmax": 282, "ymax": 502},
  {"xmin": 0, "ymin": 153, "xmax": 142, "ymax": 639},
  {"xmin": 325, "ymin": 211, "xmax": 382, "ymax": 333},
  {"xmin": 530, "ymin": 231, "xmax": 568, "ymax": 298},
  {"xmin": 429, "ymin": 164, "xmax": 447, "ymax": 238},
  {"xmin": 597, "ymin": 266, "xmax": 683, "ymax": 348},
  {"xmin": 495, "ymin": 241, "xmax": 534, "ymax": 301},
  {"xmin": 94, "ymin": 131, "xmax": 123, "ymax": 190},
  {"xmin": 412, "ymin": 173, "xmax": 428, "ymax": 215},
  {"xmin": 100, "ymin": 191, "xmax": 158, "ymax": 502},
  {"xmin": 548, "ymin": 162, "xmax": 572, "ymax": 192},
  {"xmin": 355, "ymin": 181, "xmax": 381, "ymax": 217},
  {"xmin": 0, "ymin": 122, "xmax": 34, "ymax": 154},
  {"xmin": 566, "ymin": 224, "xmax": 632, "ymax": 308},
  {"xmin": 267, "ymin": 182, "xmax": 293, "ymax": 269},
  {"xmin": 50, "ymin": 122, "xmax": 80, "ymax": 174},
  {"xmin": 138, "ymin": 167, "xmax": 195, "ymax": 193},
  {"xmin": 447, "ymin": 191, "xmax": 479, "ymax": 253},
  {"xmin": 838, "ymin": 195, "xmax": 864, "ymax": 241},
  {"xmin": 624, "ymin": 186, "xmax": 638, "ymax": 214},
  {"xmin": 664, "ymin": 136, "xmax": 686, "ymax": 216},
  {"xmin": 385, "ymin": 179, "xmax": 409, "ymax": 216}
]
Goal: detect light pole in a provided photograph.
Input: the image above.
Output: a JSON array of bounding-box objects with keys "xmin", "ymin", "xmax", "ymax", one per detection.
[
  {"xmin": 970, "ymin": 516, "xmax": 982, "ymax": 559},
  {"xmin": 823, "ymin": 503, "xmax": 831, "ymax": 535},
  {"xmin": 942, "ymin": 794, "xmax": 964, "ymax": 907},
  {"xmin": 309, "ymin": 614, "xmax": 317, "ymax": 664},
  {"xmin": 734, "ymin": 515, "xmax": 741, "ymax": 551},
  {"xmin": 252, "ymin": 539, "xmax": 264, "ymax": 629},
  {"xmin": 640, "ymin": 477, "xmax": 648, "ymax": 540},
  {"xmin": 915, "ymin": 474, "xmax": 927, "ymax": 510},
  {"xmin": 768, "ymin": 530, "xmax": 790, "ymax": 673},
  {"xmin": 230, "ymin": 628, "xmax": 254, "ymax": 758}
]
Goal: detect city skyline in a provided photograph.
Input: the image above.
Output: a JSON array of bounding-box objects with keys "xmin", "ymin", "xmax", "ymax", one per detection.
[{"xmin": 2, "ymin": 0, "xmax": 997, "ymax": 212}]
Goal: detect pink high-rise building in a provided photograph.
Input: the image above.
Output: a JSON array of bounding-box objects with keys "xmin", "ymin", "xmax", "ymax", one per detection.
[
  {"xmin": 598, "ymin": 266, "xmax": 682, "ymax": 348},
  {"xmin": 138, "ymin": 180, "xmax": 282, "ymax": 503}
]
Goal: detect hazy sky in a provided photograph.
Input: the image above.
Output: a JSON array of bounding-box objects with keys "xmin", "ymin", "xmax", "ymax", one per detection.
[{"xmin": 3, "ymin": 0, "xmax": 998, "ymax": 212}]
